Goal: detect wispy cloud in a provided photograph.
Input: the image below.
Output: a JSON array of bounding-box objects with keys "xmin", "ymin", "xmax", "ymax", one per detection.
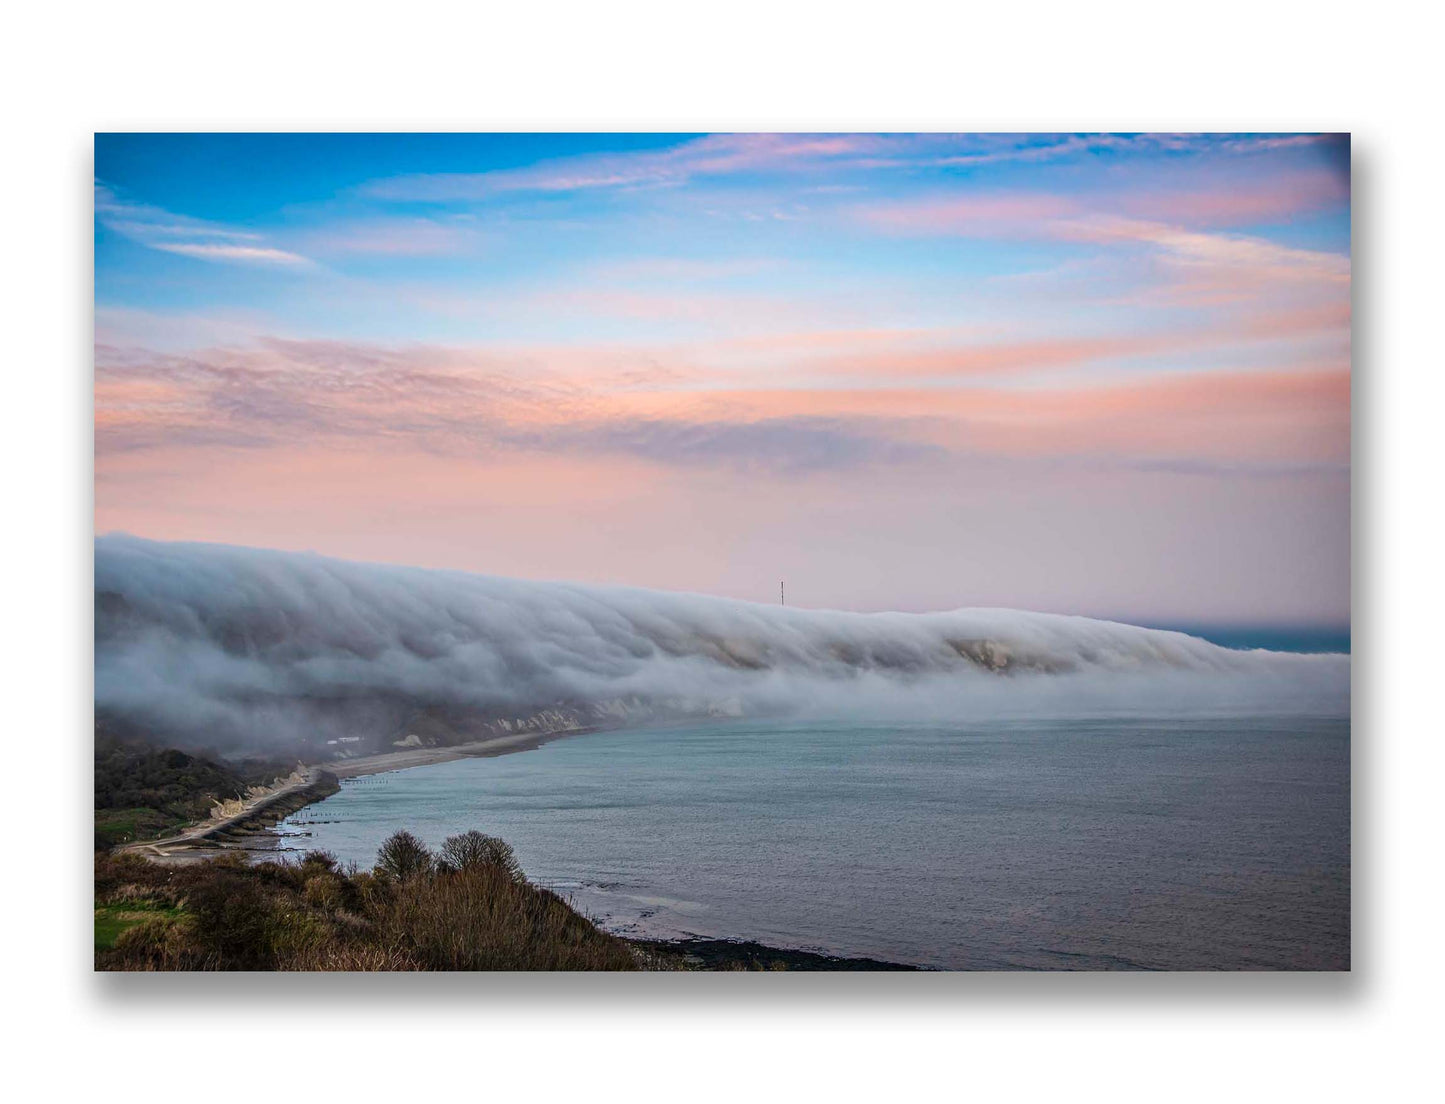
[
  {"xmin": 361, "ymin": 133, "xmax": 1344, "ymax": 203},
  {"xmin": 923, "ymin": 132, "xmax": 1338, "ymax": 167},
  {"xmin": 95, "ymin": 330, "xmax": 1348, "ymax": 479},
  {"xmin": 852, "ymin": 181, "xmax": 1349, "ymax": 315},
  {"xmin": 361, "ymin": 134, "xmax": 903, "ymax": 201},
  {"xmin": 95, "ymin": 184, "xmax": 313, "ymax": 267},
  {"xmin": 855, "ymin": 167, "xmax": 1346, "ymax": 237},
  {"xmin": 94, "ymin": 337, "xmax": 946, "ymax": 475},
  {"xmin": 150, "ymin": 242, "xmax": 313, "ymax": 265},
  {"xmin": 1058, "ymin": 215, "xmax": 1349, "ymax": 283}
]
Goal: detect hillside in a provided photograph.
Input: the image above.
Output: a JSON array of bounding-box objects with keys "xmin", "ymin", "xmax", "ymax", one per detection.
[{"xmin": 94, "ymin": 728, "xmax": 298, "ymax": 848}]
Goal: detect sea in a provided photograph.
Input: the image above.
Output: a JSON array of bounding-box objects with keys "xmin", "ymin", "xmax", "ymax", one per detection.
[{"xmin": 276, "ymin": 656, "xmax": 1350, "ymax": 971}]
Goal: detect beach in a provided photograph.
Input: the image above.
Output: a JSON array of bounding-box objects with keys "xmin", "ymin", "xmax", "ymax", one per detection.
[
  {"xmin": 325, "ymin": 726, "xmax": 598, "ymax": 780},
  {"xmin": 119, "ymin": 725, "xmax": 599, "ymax": 863}
]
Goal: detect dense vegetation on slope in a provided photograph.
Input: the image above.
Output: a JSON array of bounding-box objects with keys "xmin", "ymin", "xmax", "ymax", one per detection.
[
  {"xmin": 94, "ymin": 727, "xmax": 299, "ymax": 849},
  {"xmin": 95, "ymin": 742, "xmax": 248, "ymax": 849},
  {"xmin": 94, "ymin": 830, "xmax": 638, "ymax": 971}
]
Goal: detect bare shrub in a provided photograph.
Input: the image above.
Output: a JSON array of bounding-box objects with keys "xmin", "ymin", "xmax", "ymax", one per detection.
[
  {"xmin": 438, "ymin": 830, "xmax": 526, "ymax": 882},
  {"xmin": 375, "ymin": 830, "xmax": 433, "ymax": 881},
  {"xmin": 377, "ymin": 865, "xmax": 635, "ymax": 971},
  {"xmin": 300, "ymin": 850, "xmax": 339, "ymax": 873}
]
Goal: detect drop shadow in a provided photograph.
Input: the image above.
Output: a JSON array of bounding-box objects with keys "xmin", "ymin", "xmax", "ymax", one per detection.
[{"xmin": 82, "ymin": 134, "xmax": 1368, "ymax": 1012}]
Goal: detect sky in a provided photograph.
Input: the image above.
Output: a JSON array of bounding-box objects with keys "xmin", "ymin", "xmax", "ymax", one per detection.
[{"xmin": 93, "ymin": 133, "xmax": 1351, "ymax": 624}]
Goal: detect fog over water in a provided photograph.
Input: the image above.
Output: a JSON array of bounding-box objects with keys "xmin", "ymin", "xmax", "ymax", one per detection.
[{"xmin": 95, "ymin": 535, "xmax": 1349, "ymax": 753}]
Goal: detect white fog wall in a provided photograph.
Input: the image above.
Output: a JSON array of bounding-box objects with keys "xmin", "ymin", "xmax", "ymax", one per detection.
[{"xmin": 95, "ymin": 535, "xmax": 1349, "ymax": 752}]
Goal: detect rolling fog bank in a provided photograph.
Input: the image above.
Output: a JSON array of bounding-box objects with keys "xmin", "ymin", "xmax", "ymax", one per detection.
[{"xmin": 95, "ymin": 535, "xmax": 1349, "ymax": 760}]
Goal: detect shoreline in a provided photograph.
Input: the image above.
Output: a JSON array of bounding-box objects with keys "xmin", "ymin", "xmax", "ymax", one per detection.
[
  {"xmin": 110, "ymin": 723, "xmax": 928, "ymax": 968},
  {"xmin": 119, "ymin": 725, "xmax": 600, "ymax": 863},
  {"xmin": 105, "ymin": 722, "xmax": 931, "ymax": 970},
  {"xmin": 323, "ymin": 725, "xmax": 599, "ymax": 780},
  {"xmin": 116, "ymin": 767, "xmax": 340, "ymax": 862},
  {"xmin": 106, "ymin": 724, "xmax": 922, "ymax": 970},
  {"xmin": 630, "ymin": 937, "xmax": 919, "ymax": 971}
]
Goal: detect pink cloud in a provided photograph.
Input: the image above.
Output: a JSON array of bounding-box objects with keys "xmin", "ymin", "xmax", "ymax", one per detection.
[
  {"xmin": 94, "ymin": 330, "xmax": 1350, "ymax": 623},
  {"xmin": 853, "ymin": 168, "xmax": 1348, "ymax": 243},
  {"xmin": 666, "ymin": 158, "xmax": 1342, "ymax": 236},
  {"xmin": 94, "ymin": 327, "xmax": 1349, "ymax": 481},
  {"xmin": 853, "ymin": 185, "xmax": 1349, "ymax": 316},
  {"xmin": 1118, "ymin": 170, "xmax": 1348, "ymax": 226},
  {"xmin": 681, "ymin": 366, "xmax": 1349, "ymax": 469}
]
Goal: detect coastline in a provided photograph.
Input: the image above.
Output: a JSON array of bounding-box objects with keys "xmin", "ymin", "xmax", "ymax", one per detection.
[
  {"xmin": 104, "ymin": 722, "xmax": 921, "ymax": 969},
  {"xmin": 116, "ymin": 767, "xmax": 341, "ymax": 862},
  {"xmin": 323, "ymin": 725, "xmax": 599, "ymax": 780},
  {"xmin": 632, "ymin": 938, "xmax": 919, "ymax": 971},
  {"xmin": 118, "ymin": 725, "xmax": 600, "ymax": 863}
]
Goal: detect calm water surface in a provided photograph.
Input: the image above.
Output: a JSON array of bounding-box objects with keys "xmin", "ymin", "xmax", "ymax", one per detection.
[{"xmin": 277, "ymin": 715, "xmax": 1349, "ymax": 970}]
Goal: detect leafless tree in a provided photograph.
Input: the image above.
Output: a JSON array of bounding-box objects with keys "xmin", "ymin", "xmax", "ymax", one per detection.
[
  {"xmin": 438, "ymin": 830, "xmax": 526, "ymax": 883},
  {"xmin": 376, "ymin": 830, "xmax": 433, "ymax": 880}
]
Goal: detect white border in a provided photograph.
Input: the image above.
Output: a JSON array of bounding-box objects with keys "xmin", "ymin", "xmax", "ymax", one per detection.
[{"xmin": 7, "ymin": 2, "xmax": 1440, "ymax": 1100}]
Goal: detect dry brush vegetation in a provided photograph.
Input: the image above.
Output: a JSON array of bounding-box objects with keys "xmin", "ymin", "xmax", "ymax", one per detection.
[{"xmin": 94, "ymin": 830, "xmax": 639, "ymax": 971}]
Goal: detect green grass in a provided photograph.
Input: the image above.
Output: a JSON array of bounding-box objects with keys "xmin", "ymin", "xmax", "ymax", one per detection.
[
  {"xmin": 94, "ymin": 901, "xmax": 183, "ymax": 951},
  {"xmin": 94, "ymin": 807, "xmax": 184, "ymax": 849}
]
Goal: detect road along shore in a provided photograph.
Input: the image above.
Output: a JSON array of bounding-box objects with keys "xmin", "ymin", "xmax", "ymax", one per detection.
[
  {"xmin": 324, "ymin": 725, "xmax": 597, "ymax": 780},
  {"xmin": 114, "ymin": 726, "xmax": 598, "ymax": 864}
]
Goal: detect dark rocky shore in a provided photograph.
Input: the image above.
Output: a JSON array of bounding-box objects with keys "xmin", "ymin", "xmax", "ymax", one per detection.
[{"xmin": 631, "ymin": 937, "xmax": 918, "ymax": 971}]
